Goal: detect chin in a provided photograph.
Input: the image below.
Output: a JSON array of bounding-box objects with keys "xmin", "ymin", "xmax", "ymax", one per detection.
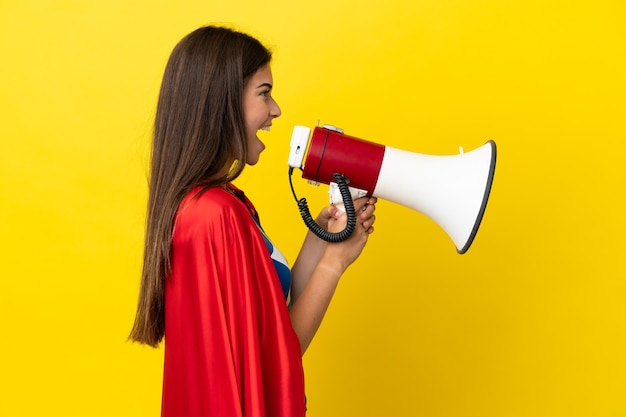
[
  {"xmin": 246, "ymin": 143, "xmax": 264, "ymax": 165},
  {"xmin": 246, "ymin": 153, "xmax": 262, "ymax": 165}
]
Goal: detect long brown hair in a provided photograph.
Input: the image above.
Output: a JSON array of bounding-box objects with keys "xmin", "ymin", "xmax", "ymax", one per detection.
[{"xmin": 130, "ymin": 26, "xmax": 272, "ymax": 346}]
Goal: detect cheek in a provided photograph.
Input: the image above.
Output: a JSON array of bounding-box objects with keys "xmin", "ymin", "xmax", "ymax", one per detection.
[
  {"xmin": 243, "ymin": 100, "xmax": 258, "ymax": 127},
  {"xmin": 244, "ymin": 110, "xmax": 261, "ymax": 132}
]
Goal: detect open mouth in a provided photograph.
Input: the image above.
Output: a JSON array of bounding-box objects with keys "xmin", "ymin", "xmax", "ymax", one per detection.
[{"xmin": 259, "ymin": 126, "xmax": 271, "ymax": 132}]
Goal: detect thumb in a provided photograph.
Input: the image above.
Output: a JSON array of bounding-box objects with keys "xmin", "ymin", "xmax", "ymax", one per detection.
[
  {"xmin": 328, "ymin": 205, "xmax": 344, "ymax": 219},
  {"xmin": 320, "ymin": 205, "xmax": 341, "ymax": 221}
]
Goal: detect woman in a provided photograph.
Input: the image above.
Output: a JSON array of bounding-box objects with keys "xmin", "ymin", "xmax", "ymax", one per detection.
[{"xmin": 130, "ymin": 25, "xmax": 377, "ymax": 417}]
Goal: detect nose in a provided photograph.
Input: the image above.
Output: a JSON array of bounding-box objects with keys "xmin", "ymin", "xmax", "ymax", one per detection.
[{"xmin": 271, "ymin": 97, "xmax": 281, "ymax": 118}]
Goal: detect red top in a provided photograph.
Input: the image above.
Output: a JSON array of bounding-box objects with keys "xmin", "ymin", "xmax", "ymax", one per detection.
[{"xmin": 162, "ymin": 185, "xmax": 305, "ymax": 417}]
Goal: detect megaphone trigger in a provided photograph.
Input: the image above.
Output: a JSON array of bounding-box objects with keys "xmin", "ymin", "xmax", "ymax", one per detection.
[{"xmin": 329, "ymin": 182, "xmax": 368, "ymax": 212}]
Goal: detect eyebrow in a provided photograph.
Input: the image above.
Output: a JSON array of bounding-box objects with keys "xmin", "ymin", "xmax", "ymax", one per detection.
[{"xmin": 256, "ymin": 82, "xmax": 273, "ymax": 89}]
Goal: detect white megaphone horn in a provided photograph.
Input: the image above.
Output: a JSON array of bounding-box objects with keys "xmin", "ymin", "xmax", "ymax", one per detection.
[{"xmin": 287, "ymin": 124, "xmax": 497, "ymax": 254}]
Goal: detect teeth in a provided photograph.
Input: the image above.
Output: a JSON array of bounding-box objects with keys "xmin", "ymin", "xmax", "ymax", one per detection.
[{"xmin": 259, "ymin": 126, "xmax": 270, "ymax": 132}]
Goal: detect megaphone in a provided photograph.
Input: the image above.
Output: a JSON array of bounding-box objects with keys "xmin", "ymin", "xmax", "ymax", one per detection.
[{"xmin": 287, "ymin": 124, "xmax": 497, "ymax": 254}]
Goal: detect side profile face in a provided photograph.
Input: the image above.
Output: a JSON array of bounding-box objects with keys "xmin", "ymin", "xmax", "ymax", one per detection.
[{"xmin": 242, "ymin": 64, "xmax": 281, "ymax": 165}]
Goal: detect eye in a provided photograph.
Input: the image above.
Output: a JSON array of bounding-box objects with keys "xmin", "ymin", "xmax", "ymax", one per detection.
[{"xmin": 260, "ymin": 89, "xmax": 270, "ymax": 97}]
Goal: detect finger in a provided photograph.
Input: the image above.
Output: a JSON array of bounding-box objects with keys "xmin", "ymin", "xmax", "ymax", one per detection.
[
  {"xmin": 360, "ymin": 202, "xmax": 376, "ymax": 218},
  {"xmin": 354, "ymin": 196, "xmax": 372, "ymax": 209},
  {"xmin": 362, "ymin": 215, "xmax": 376, "ymax": 230},
  {"xmin": 327, "ymin": 205, "xmax": 342, "ymax": 219}
]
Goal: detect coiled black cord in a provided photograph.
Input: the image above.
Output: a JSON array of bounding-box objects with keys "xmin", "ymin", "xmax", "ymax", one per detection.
[{"xmin": 289, "ymin": 168, "xmax": 357, "ymax": 242}]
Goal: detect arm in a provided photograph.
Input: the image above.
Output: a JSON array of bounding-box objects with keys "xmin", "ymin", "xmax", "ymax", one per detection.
[
  {"xmin": 289, "ymin": 196, "xmax": 377, "ymax": 354},
  {"xmin": 289, "ymin": 209, "xmax": 331, "ymax": 304}
]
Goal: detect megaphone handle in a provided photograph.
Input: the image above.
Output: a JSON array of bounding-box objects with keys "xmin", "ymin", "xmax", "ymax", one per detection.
[
  {"xmin": 329, "ymin": 182, "xmax": 368, "ymax": 212},
  {"xmin": 296, "ymin": 173, "xmax": 357, "ymax": 243}
]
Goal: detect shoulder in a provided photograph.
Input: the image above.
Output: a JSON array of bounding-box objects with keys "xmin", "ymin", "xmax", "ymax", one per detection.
[
  {"xmin": 182, "ymin": 186, "xmax": 237, "ymax": 210},
  {"xmin": 174, "ymin": 186, "xmax": 254, "ymax": 240}
]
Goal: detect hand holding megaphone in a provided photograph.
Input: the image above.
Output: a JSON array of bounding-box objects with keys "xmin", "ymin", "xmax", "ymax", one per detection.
[{"xmin": 287, "ymin": 123, "xmax": 496, "ymax": 253}]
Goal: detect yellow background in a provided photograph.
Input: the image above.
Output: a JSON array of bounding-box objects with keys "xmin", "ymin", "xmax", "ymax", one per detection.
[{"xmin": 1, "ymin": 0, "xmax": 625, "ymax": 416}]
